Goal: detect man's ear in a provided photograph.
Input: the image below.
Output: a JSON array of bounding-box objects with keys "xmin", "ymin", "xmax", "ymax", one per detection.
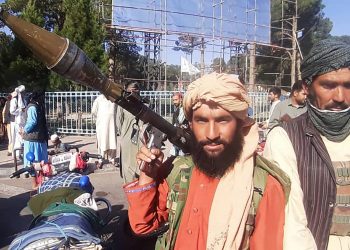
[
  {"xmin": 302, "ymin": 80, "xmax": 310, "ymax": 95},
  {"xmin": 189, "ymin": 121, "xmax": 193, "ymax": 130}
]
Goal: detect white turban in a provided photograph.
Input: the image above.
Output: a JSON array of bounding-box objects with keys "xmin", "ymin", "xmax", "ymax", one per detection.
[
  {"xmin": 50, "ymin": 134, "xmax": 59, "ymax": 141},
  {"xmin": 15, "ymin": 85, "xmax": 25, "ymax": 93},
  {"xmin": 13, "ymin": 85, "xmax": 26, "ymax": 109}
]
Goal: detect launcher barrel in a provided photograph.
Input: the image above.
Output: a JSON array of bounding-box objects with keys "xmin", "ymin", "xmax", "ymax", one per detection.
[{"xmin": 0, "ymin": 8, "xmax": 191, "ymax": 152}]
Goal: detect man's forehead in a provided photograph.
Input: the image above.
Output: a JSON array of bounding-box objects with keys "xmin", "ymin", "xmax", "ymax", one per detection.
[
  {"xmin": 313, "ymin": 67, "xmax": 350, "ymax": 82},
  {"xmin": 192, "ymin": 101, "xmax": 230, "ymax": 114}
]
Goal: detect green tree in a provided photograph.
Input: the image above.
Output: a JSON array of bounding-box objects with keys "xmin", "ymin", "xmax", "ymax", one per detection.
[
  {"xmin": 255, "ymin": 0, "xmax": 333, "ymax": 86},
  {"xmin": 297, "ymin": 0, "xmax": 332, "ymax": 55},
  {"xmin": 166, "ymin": 64, "xmax": 180, "ymax": 82},
  {"xmin": 0, "ymin": 32, "xmax": 15, "ymax": 92},
  {"xmin": 211, "ymin": 57, "xmax": 226, "ymax": 73},
  {"xmin": 173, "ymin": 35, "xmax": 201, "ymax": 63},
  {"xmin": 49, "ymin": 0, "xmax": 107, "ymax": 90},
  {"xmin": 107, "ymin": 30, "xmax": 143, "ymax": 83},
  {"xmin": 0, "ymin": 0, "xmax": 108, "ymax": 91},
  {"xmin": 1, "ymin": 0, "xmax": 51, "ymax": 91}
]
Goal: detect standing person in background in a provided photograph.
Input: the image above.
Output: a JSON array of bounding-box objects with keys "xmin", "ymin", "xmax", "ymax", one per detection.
[
  {"xmin": 0, "ymin": 97, "xmax": 7, "ymax": 143},
  {"xmin": 2, "ymin": 94, "xmax": 14, "ymax": 156},
  {"xmin": 20, "ymin": 91, "xmax": 49, "ymax": 168},
  {"xmin": 10, "ymin": 85, "xmax": 26, "ymax": 159},
  {"xmin": 116, "ymin": 82, "xmax": 146, "ymax": 183},
  {"xmin": 169, "ymin": 92, "xmax": 187, "ymax": 156},
  {"xmin": 91, "ymin": 94, "xmax": 118, "ymax": 165},
  {"xmin": 264, "ymin": 38, "xmax": 350, "ymax": 250},
  {"xmin": 259, "ymin": 87, "xmax": 281, "ymax": 129},
  {"xmin": 267, "ymin": 80, "xmax": 307, "ymax": 129}
]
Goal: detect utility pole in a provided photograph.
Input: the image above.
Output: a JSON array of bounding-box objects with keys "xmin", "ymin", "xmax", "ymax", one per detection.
[
  {"xmin": 297, "ymin": 53, "xmax": 302, "ymax": 80},
  {"xmin": 200, "ymin": 37, "xmax": 205, "ymax": 76},
  {"xmin": 291, "ymin": 15, "xmax": 297, "ymax": 87},
  {"xmin": 249, "ymin": 43, "xmax": 256, "ymax": 85}
]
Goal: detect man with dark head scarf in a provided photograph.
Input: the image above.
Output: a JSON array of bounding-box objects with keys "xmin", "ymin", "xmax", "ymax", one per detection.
[
  {"xmin": 124, "ymin": 73, "xmax": 291, "ymax": 250},
  {"xmin": 264, "ymin": 38, "xmax": 350, "ymax": 250}
]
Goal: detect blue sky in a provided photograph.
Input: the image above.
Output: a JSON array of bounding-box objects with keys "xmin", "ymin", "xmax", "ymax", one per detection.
[
  {"xmin": 0, "ymin": 0, "xmax": 348, "ymax": 37},
  {"xmin": 0, "ymin": 0, "xmax": 348, "ymax": 66},
  {"xmin": 323, "ymin": 0, "xmax": 349, "ymax": 36}
]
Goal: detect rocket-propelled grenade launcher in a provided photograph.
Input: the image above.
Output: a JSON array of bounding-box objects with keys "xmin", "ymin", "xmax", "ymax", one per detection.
[{"xmin": 0, "ymin": 7, "xmax": 191, "ymax": 153}]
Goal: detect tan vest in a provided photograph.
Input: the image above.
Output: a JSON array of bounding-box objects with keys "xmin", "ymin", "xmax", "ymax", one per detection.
[{"xmin": 330, "ymin": 161, "xmax": 350, "ymax": 236}]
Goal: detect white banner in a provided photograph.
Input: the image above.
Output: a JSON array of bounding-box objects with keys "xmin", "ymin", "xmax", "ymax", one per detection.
[{"xmin": 180, "ymin": 56, "xmax": 200, "ymax": 75}]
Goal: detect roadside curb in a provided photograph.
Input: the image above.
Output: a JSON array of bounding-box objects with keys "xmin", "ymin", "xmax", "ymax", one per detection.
[
  {"xmin": 0, "ymin": 167, "xmax": 16, "ymax": 179},
  {"xmin": 0, "ymin": 183, "xmax": 31, "ymax": 196}
]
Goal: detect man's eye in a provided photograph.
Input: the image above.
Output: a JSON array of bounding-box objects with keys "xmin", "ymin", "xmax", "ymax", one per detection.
[
  {"xmin": 194, "ymin": 118, "xmax": 206, "ymax": 123},
  {"xmin": 322, "ymin": 83, "xmax": 336, "ymax": 89},
  {"xmin": 218, "ymin": 120, "xmax": 228, "ymax": 123}
]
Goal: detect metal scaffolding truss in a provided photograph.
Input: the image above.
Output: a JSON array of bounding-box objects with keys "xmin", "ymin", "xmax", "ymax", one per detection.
[
  {"xmin": 96, "ymin": 0, "xmax": 298, "ymax": 89},
  {"xmin": 144, "ymin": 32, "xmax": 161, "ymax": 89}
]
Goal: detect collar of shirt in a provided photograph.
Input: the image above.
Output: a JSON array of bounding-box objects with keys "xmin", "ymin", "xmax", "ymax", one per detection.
[{"xmin": 286, "ymin": 98, "xmax": 305, "ymax": 109}]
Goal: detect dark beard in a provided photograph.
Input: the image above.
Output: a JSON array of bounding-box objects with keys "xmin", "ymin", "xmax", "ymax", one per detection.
[
  {"xmin": 189, "ymin": 128, "xmax": 244, "ymax": 178},
  {"xmin": 308, "ymin": 88, "xmax": 349, "ymax": 110}
]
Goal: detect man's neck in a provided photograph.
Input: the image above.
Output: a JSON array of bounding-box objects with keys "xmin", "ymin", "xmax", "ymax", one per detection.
[{"xmin": 290, "ymin": 97, "xmax": 300, "ymax": 107}]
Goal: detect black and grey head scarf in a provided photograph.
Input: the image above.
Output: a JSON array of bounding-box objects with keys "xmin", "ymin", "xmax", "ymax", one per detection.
[
  {"xmin": 301, "ymin": 38, "xmax": 350, "ymax": 85},
  {"xmin": 301, "ymin": 38, "xmax": 350, "ymax": 142},
  {"xmin": 307, "ymin": 101, "xmax": 350, "ymax": 142}
]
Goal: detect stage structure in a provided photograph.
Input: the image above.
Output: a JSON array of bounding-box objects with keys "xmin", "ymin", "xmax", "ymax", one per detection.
[{"xmin": 98, "ymin": 0, "xmax": 299, "ymax": 89}]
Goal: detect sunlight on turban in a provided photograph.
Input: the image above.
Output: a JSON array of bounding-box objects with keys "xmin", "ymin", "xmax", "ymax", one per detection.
[
  {"xmin": 302, "ymin": 38, "xmax": 350, "ymax": 84},
  {"xmin": 183, "ymin": 72, "xmax": 254, "ymax": 126}
]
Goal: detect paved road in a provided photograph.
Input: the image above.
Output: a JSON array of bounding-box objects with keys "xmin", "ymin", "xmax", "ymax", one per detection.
[{"xmin": 0, "ymin": 135, "xmax": 163, "ymax": 249}]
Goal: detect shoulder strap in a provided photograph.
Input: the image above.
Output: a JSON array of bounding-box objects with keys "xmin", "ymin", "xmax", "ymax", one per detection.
[
  {"xmin": 251, "ymin": 162, "xmax": 268, "ymax": 213},
  {"xmin": 255, "ymin": 154, "xmax": 291, "ymax": 205},
  {"xmin": 241, "ymin": 155, "xmax": 291, "ymax": 249},
  {"xmin": 156, "ymin": 155, "xmax": 194, "ymax": 250},
  {"xmin": 166, "ymin": 155, "xmax": 194, "ymax": 187}
]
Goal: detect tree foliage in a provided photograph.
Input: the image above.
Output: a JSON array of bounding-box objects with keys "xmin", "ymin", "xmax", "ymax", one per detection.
[
  {"xmin": 173, "ymin": 35, "xmax": 201, "ymax": 63},
  {"xmin": 254, "ymin": 0, "xmax": 333, "ymax": 86},
  {"xmin": 211, "ymin": 58, "xmax": 227, "ymax": 73},
  {"xmin": 107, "ymin": 30, "xmax": 142, "ymax": 83},
  {"xmin": 0, "ymin": 0, "xmax": 108, "ymax": 91},
  {"xmin": 0, "ymin": 0, "xmax": 50, "ymax": 92},
  {"xmin": 166, "ymin": 64, "xmax": 180, "ymax": 82},
  {"xmin": 0, "ymin": 32, "xmax": 15, "ymax": 91},
  {"xmin": 49, "ymin": 0, "xmax": 108, "ymax": 90}
]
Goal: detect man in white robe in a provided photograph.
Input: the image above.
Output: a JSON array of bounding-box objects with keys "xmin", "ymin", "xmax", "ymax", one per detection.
[
  {"xmin": 10, "ymin": 85, "xmax": 26, "ymax": 159},
  {"xmin": 92, "ymin": 94, "xmax": 118, "ymax": 164}
]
